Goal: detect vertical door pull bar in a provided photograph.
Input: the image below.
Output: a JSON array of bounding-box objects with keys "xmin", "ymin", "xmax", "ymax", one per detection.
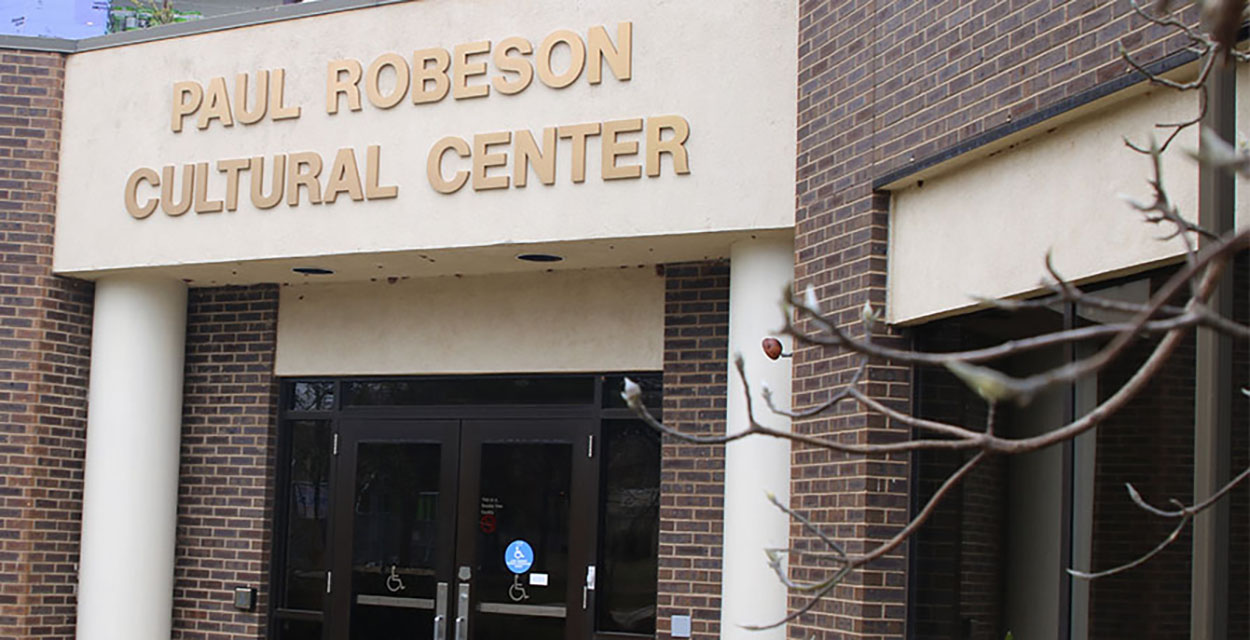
[
  {"xmin": 454, "ymin": 582, "xmax": 470, "ymax": 640},
  {"xmin": 433, "ymin": 582, "xmax": 449, "ymax": 640}
]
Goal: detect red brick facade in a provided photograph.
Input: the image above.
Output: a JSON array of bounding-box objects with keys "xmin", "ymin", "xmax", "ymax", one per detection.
[
  {"xmin": 173, "ymin": 285, "xmax": 281, "ymax": 640},
  {"xmin": 0, "ymin": 49, "xmax": 93, "ymax": 640},
  {"xmin": 657, "ymin": 261, "xmax": 729, "ymax": 640},
  {"xmin": 794, "ymin": 1, "xmax": 1205, "ymax": 637},
  {"xmin": 0, "ymin": 2, "xmax": 1244, "ymax": 639}
]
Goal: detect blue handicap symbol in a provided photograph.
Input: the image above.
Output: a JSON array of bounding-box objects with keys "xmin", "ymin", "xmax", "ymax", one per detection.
[{"xmin": 504, "ymin": 540, "xmax": 534, "ymax": 574}]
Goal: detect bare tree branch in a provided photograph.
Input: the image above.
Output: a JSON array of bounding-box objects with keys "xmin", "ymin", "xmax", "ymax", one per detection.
[
  {"xmin": 741, "ymin": 452, "xmax": 989, "ymax": 631},
  {"xmin": 1070, "ymin": 464, "xmax": 1250, "ymax": 579},
  {"xmin": 623, "ymin": 4, "xmax": 1250, "ymax": 627}
]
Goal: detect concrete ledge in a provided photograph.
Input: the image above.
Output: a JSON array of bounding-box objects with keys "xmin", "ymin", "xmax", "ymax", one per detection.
[{"xmin": 0, "ymin": 34, "xmax": 76, "ymax": 53}]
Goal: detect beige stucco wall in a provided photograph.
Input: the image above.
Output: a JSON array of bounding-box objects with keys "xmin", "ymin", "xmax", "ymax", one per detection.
[
  {"xmin": 888, "ymin": 86, "xmax": 1200, "ymax": 324},
  {"xmin": 53, "ymin": 0, "xmax": 797, "ymax": 279},
  {"xmin": 274, "ymin": 266, "xmax": 663, "ymax": 375}
]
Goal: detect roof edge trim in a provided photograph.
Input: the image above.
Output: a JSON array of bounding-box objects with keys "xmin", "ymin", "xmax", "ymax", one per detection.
[
  {"xmin": 0, "ymin": 0, "xmax": 413, "ymax": 54},
  {"xmin": 0, "ymin": 35, "xmax": 76, "ymax": 53},
  {"xmin": 872, "ymin": 47, "xmax": 1199, "ymax": 191}
]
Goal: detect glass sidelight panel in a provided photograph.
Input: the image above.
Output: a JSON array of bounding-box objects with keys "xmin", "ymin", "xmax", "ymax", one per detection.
[
  {"xmin": 597, "ymin": 420, "xmax": 660, "ymax": 635},
  {"xmin": 472, "ymin": 442, "xmax": 573, "ymax": 640},
  {"xmin": 283, "ymin": 420, "xmax": 332, "ymax": 612},
  {"xmin": 349, "ymin": 442, "xmax": 444, "ymax": 640}
]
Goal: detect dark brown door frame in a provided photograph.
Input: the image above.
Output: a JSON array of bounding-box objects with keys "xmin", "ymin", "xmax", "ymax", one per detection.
[
  {"xmin": 454, "ymin": 418, "xmax": 597, "ymax": 640},
  {"xmin": 325, "ymin": 416, "xmax": 597, "ymax": 640},
  {"xmin": 326, "ymin": 419, "xmax": 461, "ymax": 640}
]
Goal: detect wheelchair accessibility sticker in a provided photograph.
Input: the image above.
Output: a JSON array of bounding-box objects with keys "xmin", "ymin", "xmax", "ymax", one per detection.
[{"xmin": 505, "ymin": 540, "xmax": 534, "ymax": 574}]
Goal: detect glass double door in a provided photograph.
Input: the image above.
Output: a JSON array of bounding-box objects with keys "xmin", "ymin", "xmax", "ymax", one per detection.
[{"xmin": 327, "ymin": 418, "xmax": 595, "ymax": 640}]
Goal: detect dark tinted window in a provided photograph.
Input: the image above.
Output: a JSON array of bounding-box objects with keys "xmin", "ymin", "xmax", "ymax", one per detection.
[
  {"xmin": 290, "ymin": 381, "xmax": 335, "ymax": 412},
  {"xmin": 348, "ymin": 442, "xmax": 445, "ymax": 639},
  {"xmin": 597, "ymin": 419, "xmax": 661, "ymax": 635},
  {"xmin": 473, "ymin": 441, "xmax": 574, "ymax": 640},
  {"xmin": 281, "ymin": 420, "xmax": 332, "ymax": 611},
  {"xmin": 601, "ymin": 373, "xmax": 663, "ymax": 411},
  {"xmin": 343, "ymin": 377, "xmax": 595, "ymax": 406}
]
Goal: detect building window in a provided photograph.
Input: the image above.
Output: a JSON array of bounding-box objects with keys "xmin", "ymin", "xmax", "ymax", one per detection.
[
  {"xmin": 597, "ymin": 419, "xmax": 661, "ymax": 635},
  {"xmin": 907, "ymin": 263, "xmax": 1249, "ymax": 639}
]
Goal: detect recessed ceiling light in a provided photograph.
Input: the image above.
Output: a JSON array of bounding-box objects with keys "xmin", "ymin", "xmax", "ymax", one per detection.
[
  {"xmin": 293, "ymin": 267, "xmax": 335, "ymax": 275},
  {"xmin": 516, "ymin": 253, "xmax": 563, "ymax": 263}
]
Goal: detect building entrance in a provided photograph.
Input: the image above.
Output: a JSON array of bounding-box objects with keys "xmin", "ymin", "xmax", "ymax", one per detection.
[
  {"xmin": 272, "ymin": 375, "xmax": 663, "ymax": 640},
  {"xmin": 328, "ymin": 418, "xmax": 595, "ymax": 640}
]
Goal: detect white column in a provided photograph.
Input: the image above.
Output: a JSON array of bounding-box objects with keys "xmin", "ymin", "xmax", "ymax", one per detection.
[
  {"xmin": 720, "ymin": 236, "xmax": 794, "ymax": 639},
  {"xmin": 77, "ymin": 276, "xmax": 187, "ymax": 640}
]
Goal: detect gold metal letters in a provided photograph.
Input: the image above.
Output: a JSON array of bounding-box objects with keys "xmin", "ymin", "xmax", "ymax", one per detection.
[{"xmin": 134, "ymin": 22, "xmax": 694, "ymax": 216}]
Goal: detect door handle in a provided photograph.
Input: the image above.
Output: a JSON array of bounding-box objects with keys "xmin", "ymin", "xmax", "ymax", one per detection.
[
  {"xmin": 433, "ymin": 582, "xmax": 449, "ymax": 640},
  {"xmin": 454, "ymin": 581, "xmax": 470, "ymax": 640},
  {"xmin": 583, "ymin": 565, "xmax": 596, "ymax": 610}
]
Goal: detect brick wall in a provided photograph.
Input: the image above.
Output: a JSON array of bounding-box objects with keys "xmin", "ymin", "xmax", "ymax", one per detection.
[
  {"xmin": 656, "ymin": 261, "xmax": 729, "ymax": 640},
  {"xmin": 0, "ymin": 49, "xmax": 94, "ymax": 640},
  {"xmin": 868, "ymin": 0, "xmax": 1202, "ymax": 179},
  {"xmin": 794, "ymin": 1, "xmax": 1203, "ymax": 636},
  {"xmin": 173, "ymin": 285, "xmax": 281, "ymax": 640},
  {"xmin": 788, "ymin": 188, "xmax": 911, "ymax": 639}
]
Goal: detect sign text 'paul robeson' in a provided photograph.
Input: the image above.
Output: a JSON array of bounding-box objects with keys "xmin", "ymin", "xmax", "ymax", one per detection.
[{"xmin": 123, "ymin": 23, "xmax": 693, "ymax": 220}]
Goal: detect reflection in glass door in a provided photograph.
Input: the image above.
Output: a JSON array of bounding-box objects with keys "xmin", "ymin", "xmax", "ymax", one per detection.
[
  {"xmin": 456, "ymin": 420, "xmax": 595, "ymax": 640},
  {"xmin": 276, "ymin": 375, "xmax": 664, "ymax": 640},
  {"xmin": 325, "ymin": 418, "xmax": 596, "ymax": 640},
  {"xmin": 329, "ymin": 421, "xmax": 459, "ymax": 640}
]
